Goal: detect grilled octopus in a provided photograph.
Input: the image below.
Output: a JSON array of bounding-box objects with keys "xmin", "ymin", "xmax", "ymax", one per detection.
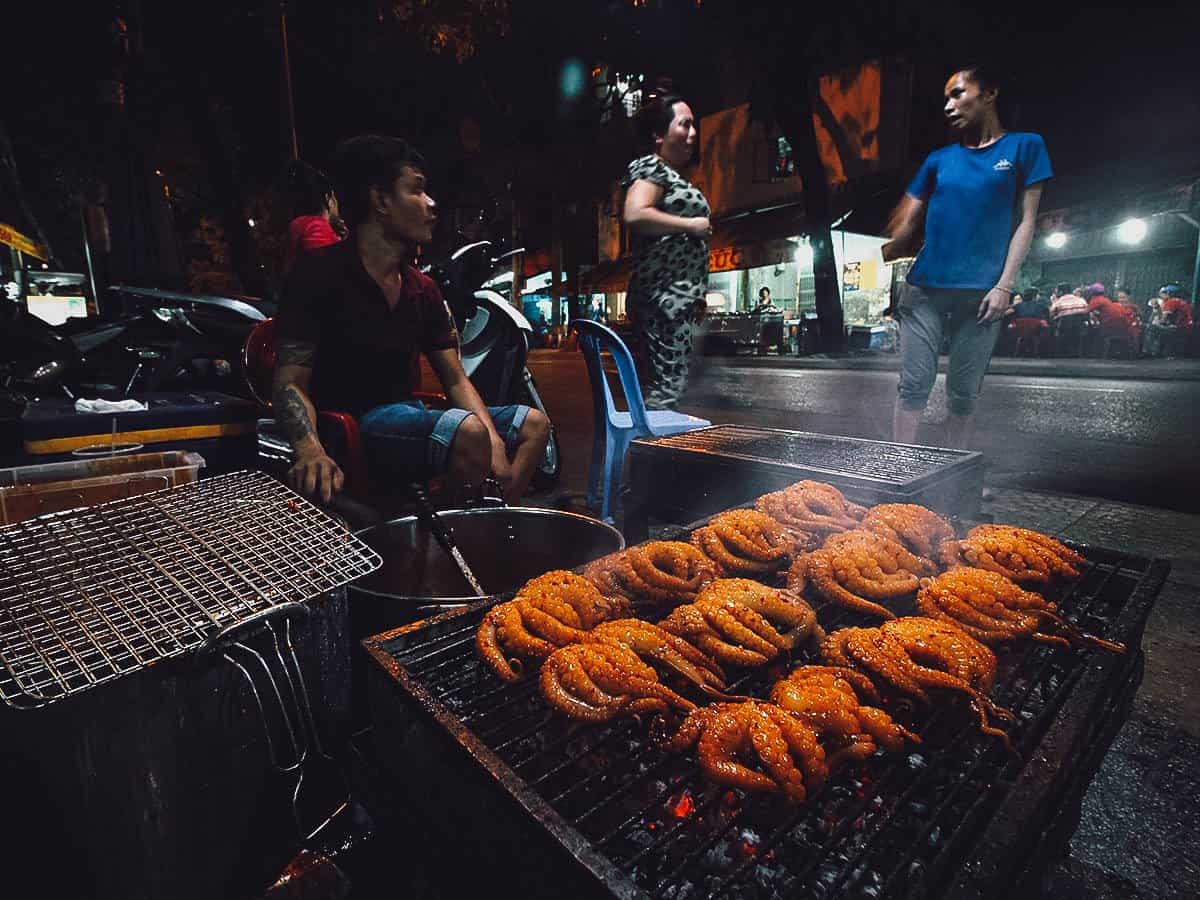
[
  {"xmin": 585, "ymin": 618, "xmax": 728, "ymax": 695},
  {"xmin": 939, "ymin": 524, "xmax": 1087, "ymax": 585},
  {"xmin": 822, "ymin": 617, "xmax": 1015, "ymax": 750},
  {"xmin": 788, "ymin": 529, "xmax": 940, "ymax": 620},
  {"xmin": 862, "ymin": 504, "xmax": 956, "ymax": 559},
  {"xmin": 770, "ymin": 665, "xmax": 920, "ymax": 765},
  {"xmin": 539, "ymin": 642, "xmax": 696, "ymax": 722},
  {"xmin": 582, "ymin": 541, "xmax": 718, "ymax": 612},
  {"xmin": 660, "ymin": 700, "xmax": 828, "ymax": 804},
  {"xmin": 475, "ymin": 570, "xmax": 626, "ymax": 682},
  {"xmin": 660, "ymin": 578, "xmax": 823, "ymax": 668},
  {"xmin": 690, "ymin": 508, "xmax": 810, "ymax": 577},
  {"xmin": 755, "ymin": 481, "xmax": 867, "ymax": 537},
  {"xmin": 916, "ymin": 567, "xmax": 1124, "ymax": 653}
]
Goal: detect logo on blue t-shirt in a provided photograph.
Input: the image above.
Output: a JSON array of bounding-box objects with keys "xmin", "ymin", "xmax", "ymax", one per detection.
[{"xmin": 993, "ymin": 158, "xmax": 1014, "ymax": 172}]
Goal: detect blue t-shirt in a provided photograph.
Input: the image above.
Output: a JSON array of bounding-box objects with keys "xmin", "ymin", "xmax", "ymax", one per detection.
[
  {"xmin": 906, "ymin": 133, "xmax": 1052, "ymax": 290},
  {"xmin": 1013, "ymin": 297, "xmax": 1049, "ymax": 320}
]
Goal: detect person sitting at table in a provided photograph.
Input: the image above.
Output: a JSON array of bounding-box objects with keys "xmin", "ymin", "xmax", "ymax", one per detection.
[
  {"xmin": 1144, "ymin": 283, "xmax": 1194, "ymax": 357},
  {"xmin": 1084, "ymin": 282, "xmax": 1138, "ymax": 355},
  {"xmin": 1048, "ymin": 283, "xmax": 1088, "ymax": 356},
  {"xmin": 1014, "ymin": 286, "xmax": 1049, "ymax": 320}
]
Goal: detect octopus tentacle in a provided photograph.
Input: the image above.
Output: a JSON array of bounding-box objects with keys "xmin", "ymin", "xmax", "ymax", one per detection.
[
  {"xmin": 755, "ymin": 481, "xmax": 866, "ymax": 536},
  {"xmin": 690, "ymin": 509, "xmax": 797, "ymax": 577},
  {"xmin": 862, "ymin": 504, "xmax": 956, "ymax": 559},
  {"xmin": 586, "ymin": 619, "xmax": 727, "ymax": 694}
]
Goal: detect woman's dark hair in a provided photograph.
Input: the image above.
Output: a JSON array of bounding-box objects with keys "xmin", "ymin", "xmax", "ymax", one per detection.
[
  {"xmin": 759, "ymin": 286, "xmax": 770, "ymax": 298},
  {"xmin": 635, "ymin": 92, "xmax": 688, "ymax": 150},
  {"xmin": 957, "ymin": 63, "xmax": 1019, "ymax": 127},
  {"xmin": 285, "ymin": 160, "xmax": 333, "ymax": 218},
  {"xmin": 333, "ymin": 134, "xmax": 427, "ymax": 226}
]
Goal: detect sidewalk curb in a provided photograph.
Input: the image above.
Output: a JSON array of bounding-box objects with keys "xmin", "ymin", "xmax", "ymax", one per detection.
[{"xmin": 695, "ymin": 353, "xmax": 1200, "ymax": 382}]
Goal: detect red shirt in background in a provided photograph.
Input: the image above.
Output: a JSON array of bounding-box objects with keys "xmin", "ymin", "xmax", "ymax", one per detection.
[
  {"xmin": 1088, "ymin": 295, "xmax": 1139, "ymax": 340},
  {"xmin": 284, "ymin": 215, "xmax": 341, "ymax": 272},
  {"xmin": 1162, "ymin": 297, "xmax": 1194, "ymax": 329}
]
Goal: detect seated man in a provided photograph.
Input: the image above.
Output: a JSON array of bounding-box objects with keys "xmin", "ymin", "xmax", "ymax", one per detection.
[
  {"xmin": 1144, "ymin": 283, "xmax": 1194, "ymax": 357},
  {"xmin": 1084, "ymin": 282, "xmax": 1137, "ymax": 353},
  {"xmin": 1048, "ymin": 282, "xmax": 1088, "ymax": 356},
  {"xmin": 273, "ymin": 135, "xmax": 551, "ymax": 504}
]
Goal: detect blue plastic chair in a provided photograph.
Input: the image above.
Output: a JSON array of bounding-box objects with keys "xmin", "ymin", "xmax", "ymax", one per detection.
[{"xmin": 572, "ymin": 319, "xmax": 711, "ymax": 522}]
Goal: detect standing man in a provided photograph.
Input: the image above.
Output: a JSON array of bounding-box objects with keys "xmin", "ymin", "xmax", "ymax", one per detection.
[
  {"xmin": 273, "ymin": 135, "xmax": 550, "ymax": 504},
  {"xmin": 883, "ymin": 64, "xmax": 1051, "ymax": 448}
]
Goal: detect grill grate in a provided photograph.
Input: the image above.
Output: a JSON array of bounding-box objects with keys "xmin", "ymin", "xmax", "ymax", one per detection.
[
  {"xmin": 370, "ymin": 544, "xmax": 1164, "ymax": 899},
  {"xmin": 0, "ymin": 470, "xmax": 380, "ymax": 709},
  {"xmin": 637, "ymin": 425, "xmax": 976, "ymax": 487}
]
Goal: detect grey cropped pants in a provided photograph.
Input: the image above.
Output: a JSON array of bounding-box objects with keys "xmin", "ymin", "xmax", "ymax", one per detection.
[{"xmin": 896, "ymin": 283, "xmax": 1001, "ymax": 417}]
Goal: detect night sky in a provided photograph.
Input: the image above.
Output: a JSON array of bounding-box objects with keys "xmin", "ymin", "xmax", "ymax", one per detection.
[{"xmin": 4, "ymin": 1, "xmax": 1198, "ymax": 271}]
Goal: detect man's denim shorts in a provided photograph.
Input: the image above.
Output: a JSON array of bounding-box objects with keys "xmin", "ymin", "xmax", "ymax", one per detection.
[{"xmin": 359, "ymin": 400, "xmax": 530, "ymax": 479}]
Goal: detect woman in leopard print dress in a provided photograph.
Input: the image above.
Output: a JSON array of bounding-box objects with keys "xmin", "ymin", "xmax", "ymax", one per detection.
[{"xmin": 622, "ymin": 93, "xmax": 712, "ymax": 410}]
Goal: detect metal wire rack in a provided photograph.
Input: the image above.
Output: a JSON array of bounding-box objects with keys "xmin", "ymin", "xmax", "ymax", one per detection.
[{"xmin": 0, "ymin": 470, "xmax": 381, "ymax": 709}]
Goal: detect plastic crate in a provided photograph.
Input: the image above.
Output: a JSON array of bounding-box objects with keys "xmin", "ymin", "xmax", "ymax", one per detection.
[{"xmin": 0, "ymin": 451, "xmax": 205, "ymax": 525}]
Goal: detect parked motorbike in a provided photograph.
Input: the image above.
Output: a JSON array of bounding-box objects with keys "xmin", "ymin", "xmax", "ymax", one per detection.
[
  {"xmin": 426, "ymin": 239, "xmax": 562, "ymax": 491},
  {"xmin": 1, "ymin": 285, "xmax": 268, "ymax": 403},
  {"xmin": 106, "ymin": 285, "xmax": 269, "ymax": 398},
  {"xmin": 0, "ymin": 297, "xmax": 132, "ymax": 399}
]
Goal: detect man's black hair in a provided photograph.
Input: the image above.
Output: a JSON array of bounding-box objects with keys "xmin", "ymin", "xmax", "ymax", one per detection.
[
  {"xmin": 284, "ymin": 160, "xmax": 333, "ymax": 218},
  {"xmin": 1055, "ymin": 283, "xmax": 1073, "ymax": 295},
  {"xmin": 759, "ymin": 286, "xmax": 770, "ymax": 297},
  {"xmin": 1024, "ymin": 287, "xmax": 1040, "ymax": 300},
  {"xmin": 333, "ymin": 135, "xmax": 427, "ymax": 227}
]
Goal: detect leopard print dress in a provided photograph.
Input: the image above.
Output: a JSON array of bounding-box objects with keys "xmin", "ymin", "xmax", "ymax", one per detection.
[{"xmin": 622, "ymin": 154, "xmax": 711, "ymax": 410}]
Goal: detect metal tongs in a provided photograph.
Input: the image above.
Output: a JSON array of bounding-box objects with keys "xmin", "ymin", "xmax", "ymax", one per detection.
[
  {"xmin": 404, "ymin": 480, "xmax": 497, "ymax": 598},
  {"xmin": 206, "ymin": 603, "xmax": 350, "ymax": 847}
]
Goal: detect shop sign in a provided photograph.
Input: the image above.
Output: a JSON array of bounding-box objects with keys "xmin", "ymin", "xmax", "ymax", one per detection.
[
  {"xmin": 709, "ymin": 239, "xmax": 792, "ymax": 273},
  {"xmin": 0, "ymin": 222, "xmax": 47, "ymax": 261}
]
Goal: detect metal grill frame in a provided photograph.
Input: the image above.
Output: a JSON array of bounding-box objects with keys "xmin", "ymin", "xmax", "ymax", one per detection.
[
  {"xmin": 624, "ymin": 425, "xmax": 986, "ymax": 542},
  {"xmin": 0, "ymin": 470, "xmax": 381, "ymax": 709},
  {"xmin": 630, "ymin": 425, "xmax": 981, "ymax": 491},
  {"xmin": 364, "ymin": 534, "xmax": 1167, "ymax": 900}
]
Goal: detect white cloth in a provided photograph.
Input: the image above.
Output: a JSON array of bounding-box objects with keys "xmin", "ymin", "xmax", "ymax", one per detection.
[{"xmin": 74, "ymin": 398, "xmax": 149, "ymax": 413}]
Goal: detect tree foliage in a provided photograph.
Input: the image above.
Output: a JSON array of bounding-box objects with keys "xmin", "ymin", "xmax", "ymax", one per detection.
[{"xmin": 390, "ymin": 0, "xmax": 511, "ymax": 62}]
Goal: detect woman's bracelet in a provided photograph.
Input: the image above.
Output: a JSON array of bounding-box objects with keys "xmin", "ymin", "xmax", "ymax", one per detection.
[{"xmin": 992, "ymin": 286, "xmax": 1014, "ymax": 295}]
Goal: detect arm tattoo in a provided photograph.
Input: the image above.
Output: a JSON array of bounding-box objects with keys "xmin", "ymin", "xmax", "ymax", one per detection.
[
  {"xmin": 277, "ymin": 340, "xmax": 317, "ymax": 367},
  {"xmin": 275, "ymin": 383, "xmax": 316, "ymax": 444}
]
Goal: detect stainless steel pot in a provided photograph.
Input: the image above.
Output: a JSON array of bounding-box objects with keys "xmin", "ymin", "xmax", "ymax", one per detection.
[{"xmin": 349, "ymin": 506, "xmax": 624, "ymax": 626}]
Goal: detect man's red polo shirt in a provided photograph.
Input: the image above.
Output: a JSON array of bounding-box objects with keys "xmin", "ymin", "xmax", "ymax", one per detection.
[
  {"xmin": 276, "ymin": 240, "xmax": 457, "ymax": 417},
  {"xmin": 1162, "ymin": 297, "xmax": 1193, "ymax": 329}
]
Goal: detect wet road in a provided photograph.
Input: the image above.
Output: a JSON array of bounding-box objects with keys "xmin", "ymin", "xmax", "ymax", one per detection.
[{"xmin": 527, "ymin": 352, "xmax": 1200, "ymax": 512}]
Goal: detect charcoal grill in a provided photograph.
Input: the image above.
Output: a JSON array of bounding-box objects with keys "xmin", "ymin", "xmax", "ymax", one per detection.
[
  {"xmin": 364, "ymin": 539, "xmax": 1166, "ymax": 899},
  {"xmin": 624, "ymin": 425, "xmax": 983, "ymax": 541}
]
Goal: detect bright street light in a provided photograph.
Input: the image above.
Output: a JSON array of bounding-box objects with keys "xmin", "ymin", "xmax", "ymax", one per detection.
[
  {"xmin": 793, "ymin": 238, "xmax": 814, "ymax": 268},
  {"xmin": 1045, "ymin": 231, "xmax": 1067, "ymax": 249},
  {"xmin": 1117, "ymin": 217, "xmax": 1147, "ymax": 245}
]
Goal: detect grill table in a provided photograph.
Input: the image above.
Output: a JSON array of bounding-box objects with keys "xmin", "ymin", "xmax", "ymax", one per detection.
[
  {"xmin": 624, "ymin": 425, "xmax": 983, "ymax": 542},
  {"xmin": 364, "ymin": 536, "xmax": 1165, "ymax": 900}
]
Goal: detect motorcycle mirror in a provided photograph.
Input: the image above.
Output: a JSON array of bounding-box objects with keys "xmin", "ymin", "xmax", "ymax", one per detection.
[{"xmin": 492, "ymin": 247, "xmax": 526, "ymax": 264}]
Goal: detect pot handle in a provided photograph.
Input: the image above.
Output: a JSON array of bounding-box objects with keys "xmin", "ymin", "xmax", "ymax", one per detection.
[{"xmin": 470, "ymin": 477, "xmax": 506, "ymax": 508}]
